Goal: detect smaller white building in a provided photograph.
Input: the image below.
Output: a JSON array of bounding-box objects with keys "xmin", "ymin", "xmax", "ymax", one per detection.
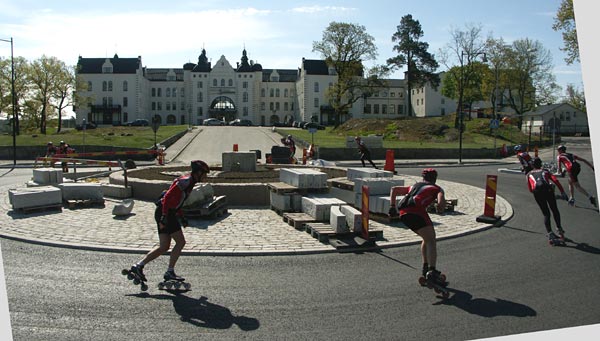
[{"xmin": 521, "ymin": 103, "xmax": 589, "ymax": 135}]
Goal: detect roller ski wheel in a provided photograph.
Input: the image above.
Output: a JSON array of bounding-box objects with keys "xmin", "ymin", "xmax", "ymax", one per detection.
[
  {"xmin": 549, "ymin": 238, "xmax": 566, "ymax": 247},
  {"xmin": 158, "ymin": 279, "xmax": 191, "ymax": 291},
  {"xmin": 121, "ymin": 267, "xmax": 148, "ymax": 291}
]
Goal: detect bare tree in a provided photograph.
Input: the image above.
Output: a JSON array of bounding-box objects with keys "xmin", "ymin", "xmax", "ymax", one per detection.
[
  {"xmin": 51, "ymin": 62, "xmax": 76, "ymax": 133},
  {"xmin": 439, "ymin": 23, "xmax": 487, "ymax": 128}
]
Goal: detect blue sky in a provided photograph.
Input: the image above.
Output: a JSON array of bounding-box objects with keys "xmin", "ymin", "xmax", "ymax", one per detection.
[{"xmin": 0, "ymin": 0, "xmax": 582, "ymax": 97}]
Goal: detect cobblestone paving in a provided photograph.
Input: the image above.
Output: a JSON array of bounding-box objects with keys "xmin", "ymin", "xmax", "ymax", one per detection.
[{"xmin": 0, "ymin": 174, "xmax": 512, "ymax": 255}]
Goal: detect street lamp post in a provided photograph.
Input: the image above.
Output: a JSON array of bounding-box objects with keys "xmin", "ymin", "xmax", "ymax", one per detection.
[
  {"xmin": 1, "ymin": 37, "xmax": 16, "ymax": 166},
  {"xmin": 458, "ymin": 50, "xmax": 486, "ymax": 164}
]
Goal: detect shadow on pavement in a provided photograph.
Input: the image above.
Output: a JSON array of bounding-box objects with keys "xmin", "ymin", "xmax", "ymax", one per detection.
[
  {"xmin": 0, "ymin": 168, "xmax": 14, "ymax": 177},
  {"xmin": 501, "ymin": 225, "xmax": 543, "ymax": 235},
  {"xmin": 434, "ymin": 288, "xmax": 537, "ymax": 318},
  {"xmin": 564, "ymin": 238, "xmax": 600, "ymax": 255},
  {"xmin": 129, "ymin": 292, "xmax": 260, "ymax": 331},
  {"xmin": 374, "ymin": 250, "xmax": 417, "ymax": 270}
]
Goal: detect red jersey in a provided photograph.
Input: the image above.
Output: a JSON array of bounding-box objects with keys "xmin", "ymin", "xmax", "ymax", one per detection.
[
  {"xmin": 517, "ymin": 151, "xmax": 533, "ymax": 169},
  {"xmin": 526, "ymin": 169, "xmax": 565, "ymax": 193},
  {"xmin": 556, "ymin": 152, "xmax": 579, "ymax": 173},
  {"xmin": 160, "ymin": 174, "xmax": 197, "ymax": 216},
  {"xmin": 399, "ymin": 181, "xmax": 444, "ymax": 216}
]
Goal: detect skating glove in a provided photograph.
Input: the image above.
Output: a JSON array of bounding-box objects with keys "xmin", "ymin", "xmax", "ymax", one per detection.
[{"xmin": 560, "ymin": 192, "xmax": 569, "ymax": 201}]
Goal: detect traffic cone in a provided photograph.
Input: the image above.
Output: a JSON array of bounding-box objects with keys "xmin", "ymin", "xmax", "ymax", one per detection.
[{"xmin": 384, "ymin": 149, "xmax": 396, "ymax": 173}]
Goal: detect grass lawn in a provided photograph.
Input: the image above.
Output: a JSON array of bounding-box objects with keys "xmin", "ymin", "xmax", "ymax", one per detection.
[
  {"xmin": 0, "ymin": 125, "xmax": 189, "ymax": 149},
  {"xmin": 277, "ymin": 117, "xmax": 551, "ymax": 149}
]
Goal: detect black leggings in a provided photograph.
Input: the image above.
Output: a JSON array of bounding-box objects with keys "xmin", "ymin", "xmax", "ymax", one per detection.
[{"xmin": 533, "ymin": 189, "xmax": 562, "ymax": 233}]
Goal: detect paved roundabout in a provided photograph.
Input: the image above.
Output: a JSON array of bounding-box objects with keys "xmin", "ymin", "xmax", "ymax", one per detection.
[{"xmin": 0, "ymin": 174, "xmax": 513, "ymax": 255}]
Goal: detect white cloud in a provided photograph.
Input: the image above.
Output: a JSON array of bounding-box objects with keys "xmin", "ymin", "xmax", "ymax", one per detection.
[
  {"xmin": 4, "ymin": 8, "xmax": 279, "ymax": 66},
  {"xmin": 290, "ymin": 6, "xmax": 356, "ymax": 14}
]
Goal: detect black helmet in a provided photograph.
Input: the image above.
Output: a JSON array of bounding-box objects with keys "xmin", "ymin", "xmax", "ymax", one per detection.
[
  {"xmin": 533, "ymin": 157, "xmax": 542, "ymax": 169},
  {"xmin": 60, "ymin": 140, "xmax": 65, "ymax": 145},
  {"xmin": 422, "ymin": 168, "xmax": 438, "ymax": 182},
  {"xmin": 191, "ymin": 160, "xmax": 210, "ymax": 174},
  {"xmin": 557, "ymin": 145, "xmax": 566, "ymax": 152},
  {"xmin": 514, "ymin": 145, "xmax": 521, "ymax": 152}
]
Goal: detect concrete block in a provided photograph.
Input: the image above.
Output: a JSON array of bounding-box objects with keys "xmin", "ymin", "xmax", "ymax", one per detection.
[
  {"xmin": 58, "ymin": 183, "xmax": 104, "ymax": 201},
  {"xmin": 329, "ymin": 187, "xmax": 355, "ymax": 204},
  {"xmin": 270, "ymin": 191, "xmax": 291, "ymax": 211},
  {"xmin": 340, "ymin": 205, "xmax": 362, "ymax": 233},
  {"xmin": 32, "ymin": 168, "xmax": 63, "ymax": 185},
  {"xmin": 8, "ymin": 186, "xmax": 63, "ymax": 209},
  {"xmin": 222, "ymin": 152, "xmax": 257, "ymax": 172},
  {"xmin": 347, "ymin": 168, "xmax": 393, "ymax": 180},
  {"xmin": 101, "ymin": 184, "xmax": 132, "ymax": 199},
  {"xmin": 112, "ymin": 199, "xmax": 134, "ymax": 216},
  {"xmin": 291, "ymin": 193, "xmax": 303, "ymax": 212},
  {"xmin": 330, "ymin": 205, "xmax": 348, "ymax": 233},
  {"xmin": 280, "ymin": 168, "xmax": 327, "ymax": 188},
  {"xmin": 301, "ymin": 196, "xmax": 346, "ymax": 221},
  {"xmin": 183, "ymin": 183, "xmax": 215, "ymax": 208}
]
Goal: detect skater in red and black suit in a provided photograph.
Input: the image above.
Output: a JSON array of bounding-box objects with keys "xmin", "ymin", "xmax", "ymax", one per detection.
[
  {"xmin": 354, "ymin": 136, "xmax": 378, "ymax": 169},
  {"xmin": 281, "ymin": 135, "xmax": 296, "ymax": 162},
  {"xmin": 128, "ymin": 160, "xmax": 210, "ymax": 283},
  {"xmin": 527, "ymin": 157, "xmax": 569, "ymax": 243},
  {"xmin": 556, "ymin": 145, "xmax": 596, "ymax": 207},
  {"xmin": 397, "ymin": 168, "xmax": 446, "ymax": 285},
  {"xmin": 514, "ymin": 145, "xmax": 534, "ymax": 173}
]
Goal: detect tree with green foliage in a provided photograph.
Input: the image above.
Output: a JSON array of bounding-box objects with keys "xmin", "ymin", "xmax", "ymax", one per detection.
[
  {"xmin": 503, "ymin": 38, "xmax": 560, "ymax": 129},
  {"xmin": 441, "ymin": 61, "xmax": 489, "ymax": 119},
  {"xmin": 387, "ymin": 14, "xmax": 440, "ymax": 117},
  {"xmin": 1, "ymin": 56, "xmax": 29, "ymax": 135},
  {"xmin": 313, "ymin": 21, "xmax": 388, "ymax": 126},
  {"xmin": 565, "ymin": 84, "xmax": 586, "ymax": 112},
  {"xmin": 27, "ymin": 55, "xmax": 66, "ymax": 134},
  {"xmin": 553, "ymin": 0, "xmax": 578, "ymax": 65}
]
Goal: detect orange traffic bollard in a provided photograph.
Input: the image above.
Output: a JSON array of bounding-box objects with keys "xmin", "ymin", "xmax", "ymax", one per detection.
[
  {"xmin": 384, "ymin": 149, "xmax": 395, "ymax": 173},
  {"xmin": 302, "ymin": 148, "xmax": 307, "ymax": 165},
  {"xmin": 476, "ymin": 175, "xmax": 501, "ymax": 224}
]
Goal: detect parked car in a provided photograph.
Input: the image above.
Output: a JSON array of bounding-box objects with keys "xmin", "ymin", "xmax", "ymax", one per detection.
[
  {"xmin": 303, "ymin": 122, "xmax": 326, "ymax": 130},
  {"xmin": 126, "ymin": 119, "xmax": 149, "ymax": 127},
  {"xmin": 229, "ymin": 119, "xmax": 253, "ymax": 126},
  {"xmin": 75, "ymin": 121, "xmax": 97, "ymax": 131},
  {"xmin": 203, "ymin": 118, "xmax": 225, "ymax": 126}
]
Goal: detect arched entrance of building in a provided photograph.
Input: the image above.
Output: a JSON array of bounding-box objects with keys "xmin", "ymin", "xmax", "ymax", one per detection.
[
  {"xmin": 152, "ymin": 114, "xmax": 162, "ymax": 124},
  {"xmin": 284, "ymin": 114, "xmax": 294, "ymax": 125},
  {"xmin": 209, "ymin": 96, "xmax": 237, "ymax": 122},
  {"xmin": 270, "ymin": 115, "xmax": 280, "ymax": 125},
  {"xmin": 167, "ymin": 115, "xmax": 177, "ymax": 124}
]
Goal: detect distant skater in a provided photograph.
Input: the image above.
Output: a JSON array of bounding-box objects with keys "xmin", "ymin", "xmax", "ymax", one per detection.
[
  {"xmin": 526, "ymin": 157, "xmax": 569, "ymax": 244},
  {"xmin": 556, "ymin": 145, "xmax": 596, "ymax": 207},
  {"xmin": 354, "ymin": 136, "xmax": 377, "ymax": 168}
]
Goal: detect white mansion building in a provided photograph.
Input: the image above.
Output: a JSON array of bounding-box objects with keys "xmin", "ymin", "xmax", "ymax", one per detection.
[{"xmin": 75, "ymin": 49, "xmax": 457, "ymax": 126}]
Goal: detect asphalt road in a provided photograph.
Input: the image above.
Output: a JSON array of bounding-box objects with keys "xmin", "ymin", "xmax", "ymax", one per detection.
[
  {"xmin": 175, "ymin": 126, "xmax": 293, "ymax": 165},
  {"xmin": 1, "ymin": 137, "xmax": 599, "ymax": 340}
]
